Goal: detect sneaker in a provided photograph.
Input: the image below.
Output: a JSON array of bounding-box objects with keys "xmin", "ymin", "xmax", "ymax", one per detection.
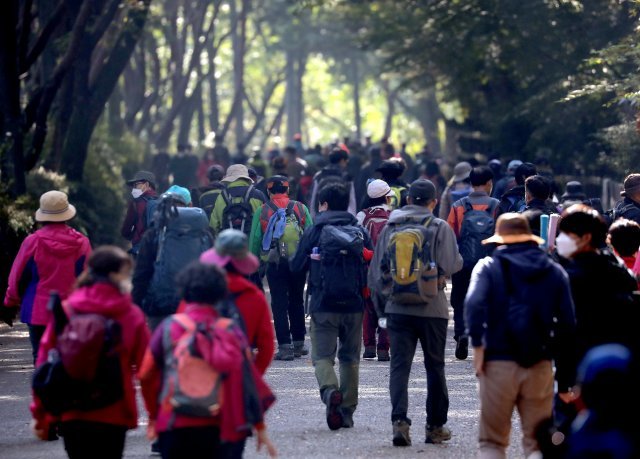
[
  {"xmin": 455, "ymin": 336, "xmax": 469, "ymax": 360},
  {"xmin": 323, "ymin": 388, "xmax": 343, "ymax": 431},
  {"xmin": 377, "ymin": 349, "xmax": 390, "ymax": 362},
  {"xmin": 425, "ymin": 425, "xmax": 452, "ymax": 444},
  {"xmin": 274, "ymin": 344, "xmax": 294, "ymax": 361},
  {"xmin": 293, "ymin": 341, "xmax": 309, "ymax": 358},
  {"xmin": 363, "ymin": 346, "xmax": 376, "ymax": 359},
  {"xmin": 392, "ymin": 419, "xmax": 412, "ymax": 446}
]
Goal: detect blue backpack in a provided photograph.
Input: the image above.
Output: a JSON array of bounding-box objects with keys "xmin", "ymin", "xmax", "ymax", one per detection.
[
  {"xmin": 458, "ymin": 199, "xmax": 498, "ymax": 268},
  {"xmin": 143, "ymin": 207, "xmax": 213, "ymax": 317}
]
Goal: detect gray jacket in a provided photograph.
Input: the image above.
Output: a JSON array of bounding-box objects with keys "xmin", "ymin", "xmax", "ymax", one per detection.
[{"xmin": 368, "ymin": 205, "xmax": 463, "ymax": 319}]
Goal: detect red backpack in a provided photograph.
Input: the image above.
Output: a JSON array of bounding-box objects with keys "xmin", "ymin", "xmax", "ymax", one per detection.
[{"xmin": 362, "ymin": 207, "xmax": 390, "ymax": 245}]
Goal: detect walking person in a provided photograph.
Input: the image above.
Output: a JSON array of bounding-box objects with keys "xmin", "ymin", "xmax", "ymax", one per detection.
[
  {"xmin": 369, "ymin": 179, "xmax": 463, "ymax": 446},
  {"xmin": 139, "ymin": 261, "xmax": 277, "ymax": 459},
  {"xmin": 465, "ymin": 213, "xmax": 577, "ymax": 458},
  {"xmin": 121, "ymin": 171, "xmax": 158, "ymax": 255},
  {"xmin": 249, "ymin": 176, "xmax": 313, "ymax": 360},
  {"xmin": 31, "ymin": 246, "xmax": 150, "ymax": 459},
  {"xmin": 2, "ymin": 191, "xmax": 91, "ymax": 363},
  {"xmin": 199, "ymin": 229, "xmax": 275, "ymax": 374},
  {"xmin": 447, "ymin": 166, "xmax": 499, "ymax": 360},
  {"xmin": 356, "ymin": 179, "xmax": 393, "ymax": 361},
  {"xmin": 309, "ymin": 148, "xmax": 357, "ymax": 217},
  {"xmin": 291, "ymin": 183, "xmax": 372, "ymax": 430}
]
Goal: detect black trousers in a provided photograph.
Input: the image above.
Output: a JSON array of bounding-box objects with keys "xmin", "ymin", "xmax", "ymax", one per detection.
[
  {"xmin": 266, "ymin": 261, "xmax": 306, "ymax": 345},
  {"xmin": 61, "ymin": 421, "xmax": 127, "ymax": 459},
  {"xmin": 28, "ymin": 324, "xmax": 47, "ymax": 365},
  {"xmin": 387, "ymin": 314, "xmax": 449, "ymax": 427},
  {"xmin": 158, "ymin": 426, "xmax": 221, "ymax": 459},
  {"xmin": 450, "ymin": 266, "xmax": 473, "ymax": 340}
]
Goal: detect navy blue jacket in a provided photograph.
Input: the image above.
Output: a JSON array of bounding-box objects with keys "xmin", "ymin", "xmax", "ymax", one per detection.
[
  {"xmin": 465, "ymin": 242, "xmax": 577, "ymax": 390},
  {"xmin": 290, "ymin": 210, "xmax": 372, "ymax": 313}
]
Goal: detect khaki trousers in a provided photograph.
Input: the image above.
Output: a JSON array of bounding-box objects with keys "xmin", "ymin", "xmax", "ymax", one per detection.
[{"xmin": 478, "ymin": 360, "xmax": 553, "ymax": 459}]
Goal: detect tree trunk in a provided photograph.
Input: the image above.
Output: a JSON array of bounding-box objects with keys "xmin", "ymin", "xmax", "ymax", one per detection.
[
  {"xmin": 352, "ymin": 58, "xmax": 362, "ymax": 142},
  {"xmin": 206, "ymin": 40, "xmax": 220, "ymax": 135},
  {"xmin": 383, "ymin": 82, "xmax": 396, "ymax": 139},
  {"xmin": 419, "ymin": 89, "xmax": 442, "ymax": 155},
  {"xmin": 285, "ymin": 49, "xmax": 306, "ymax": 144},
  {"xmin": 231, "ymin": 0, "xmax": 249, "ymax": 150},
  {"xmin": 46, "ymin": 70, "xmax": 74, "ymax": 171},
  {"xmin": 108, "ymin": 83, "xmax": 125, "ymax": 137},
  {"xmin": 0, "ymin": 0, "xmax": 26, "ymax": 194}
]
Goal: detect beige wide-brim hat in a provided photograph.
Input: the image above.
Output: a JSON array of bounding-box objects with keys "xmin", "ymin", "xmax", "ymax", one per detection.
[
  {"xmin": 222, "ymin": 164, "xmax": 253, "ymax": 183},
  {"xmin": 35, "ymin": 190, "xmax": 76, "ymax": 222},
  {"xmin": 482, "ymin": 213, "xmax": 545, "ymax": 246}
]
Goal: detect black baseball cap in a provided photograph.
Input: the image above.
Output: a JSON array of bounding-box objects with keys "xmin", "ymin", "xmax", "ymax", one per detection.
[
  {"xmin": 409, "ymin": 179, "xmax": 436, "ymax": 202},
  {"xmin": 267, "ymin": 175, "xmax": 290, "ymax": 190}
]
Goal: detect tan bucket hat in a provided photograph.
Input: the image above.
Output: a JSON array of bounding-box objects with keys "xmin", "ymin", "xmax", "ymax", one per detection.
[
  {"xmin": 35, "ymin": 191, "xmax": 76, "ymax": 223},
  {"xmin": 482, "ymin": 213, "xmax": 544, "ymax": 246},
  {"xmin": 222, "ymin": 164, "xmax": 253, "ymax": 183}
]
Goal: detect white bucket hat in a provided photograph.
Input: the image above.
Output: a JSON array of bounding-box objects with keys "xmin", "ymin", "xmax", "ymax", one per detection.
[{"xmin": 35, "ymin": 191, "xmax": 76, "ymax": 222}]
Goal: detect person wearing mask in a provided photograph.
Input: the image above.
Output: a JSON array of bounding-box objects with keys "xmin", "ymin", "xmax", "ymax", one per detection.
[
  {"xmin": 465, "ymin": 213, "xmax": 577, "ymax": 459},
  {"xmin": 557, "ymin": 205, "xmax": 637, "ymax": 362},
  {"xmin": 249, "ymin": 176, "xmax": 312, "ymax": 361},
  {"xmin": 31, "ymin": 246, "xmax": 149, "ymax": 459},
  {"xmin": 121, "ymin": 171, "xmax": 158, "ymax": 255},
  {"xmin": 3, "ymin": 191, "xmax": 91, "ymax": 362},
  {"xmin": 369, "ymin": 179, "xmax": 463, "ymax": 446}
]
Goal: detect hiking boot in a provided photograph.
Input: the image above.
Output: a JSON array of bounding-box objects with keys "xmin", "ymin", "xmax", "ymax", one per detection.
[
  {"xmin": 340, "ymin": 409, "xmax": 354, "ymax": 428},
  {"xmin": 363, "ymin": 346, "xmax": 376, "ymax": 359},
  {"xmin": 323, "ymin": 388, "xmax": 343, "ymax": 431},
  {"xmin": 455, "ymin": 336, "xmax": 469, "ymax": 360},
  {"xmin": 274, "ymin": 344, "xmax": 294, "ymax": 361},
  {"xmin": 377, "ymin": 349, "xmax": 390, "ymax": 362},
  {"xmin": 425, "ymin": 425, "xmax": 452, "ymax": 444},
  {"xmin": 293, "ymin": 340, "xmax": 309, "ymax": 358},
  {"xmin": 392, "ymin": 419, "xmax": 412, "ymax": 446}
]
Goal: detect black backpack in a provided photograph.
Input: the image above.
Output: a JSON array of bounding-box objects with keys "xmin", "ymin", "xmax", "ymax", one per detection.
[
  {"xmin": 458, "ymin": 199, "xmax": 498, "ymax": 268},
  {"xmin": 220, "ymin": 185, "xmax": 255, "ymax": 234},
  {"xmin": 317, "ymin": 224, "xmax": 366, "ymax": 309},
  {"xmin": 198, "ymin": 187, "xmax": 223, "ymax": 219}
]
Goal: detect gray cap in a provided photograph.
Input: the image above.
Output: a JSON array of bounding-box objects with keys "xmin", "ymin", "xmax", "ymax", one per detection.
[{"xmin": 126, "ymin": 170, "xmax": 156, "ymax": 187}]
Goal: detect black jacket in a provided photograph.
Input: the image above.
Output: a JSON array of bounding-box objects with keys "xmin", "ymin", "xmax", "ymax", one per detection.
[
  {"xmin": 465, "ymin": 243, "xmax": 577, "ymax": 390},
  {"xmin": 561, "ymin": 250, "xmax": 638, "ymax": 361},
  {"xmin": 521, "ymin": 198, "xmax": 558, "ymax": 236},
  {"xmin": 497, "ymin": 185, "xmax": 525, "ymax": 216},
  {"xmin": 290, "ymin": 210, "xmax": 372, "ymax": 313},
  {"xmin": 612, "ymin": 197, "xmax": 640, "ymax": 225}
]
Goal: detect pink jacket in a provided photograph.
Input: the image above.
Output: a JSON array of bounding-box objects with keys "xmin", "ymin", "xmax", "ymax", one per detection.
[
  {"xmin": 31, "ymin": 282, "xmax": 150, "ymax": 429},
  {"xmin": 4, "ymin": 224, "xmax": 91, "ymax": 325}
]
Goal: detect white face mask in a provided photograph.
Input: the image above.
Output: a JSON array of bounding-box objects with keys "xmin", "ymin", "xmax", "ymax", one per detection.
[
  {"xmin": 131, "ymin": 188, "xmax": 144, "ymax": 199},
  {"xmin": 119, "ymin": 278, "xmax": 133, "ymax": 295},
  {"xmin": 556, "ymin": 232, "xmax": 578, "ymax": 258}
]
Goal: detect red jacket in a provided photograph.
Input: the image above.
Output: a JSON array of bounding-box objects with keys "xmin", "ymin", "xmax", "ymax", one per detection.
[
  {"xmin": 4, "ymin": 223, "xmax": 91, "ymax": 325},
  {"xmin": 176, "ymin": 272, "xmax": 275, "ymax": 374},
  {"xmin": 31, "ymin": 282, "xmax": 150, "ymax": 429}
]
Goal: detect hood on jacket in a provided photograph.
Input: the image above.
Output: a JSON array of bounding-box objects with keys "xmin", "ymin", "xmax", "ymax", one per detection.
[
  {"xmin": 492, "ymin": 243, "xmax": 553, "ymax": 282},
  {"xmin": 227, "ymin": 272, "xmax": 261, "ymax": 296},
  {"xmin": 65, "ymin": 282, "xmax": 132, "ymax": 318},
  {"xmin": 502, "ymin": 185, "xmax": 525, "ymax": 199},
  {"xmin": 388, "ymin": 205, "xmax": 433, "ymax": 224},
  {"xmin": 314, "ymin": 210, "xmax": 357, "ymax": 226},
  {"xmin": 37, "ymin": 224, "xmax": 88, "ymax": 257},
  {"xmin": 270, "ymin": 194, "xmax": 291, "ymax": 208}
]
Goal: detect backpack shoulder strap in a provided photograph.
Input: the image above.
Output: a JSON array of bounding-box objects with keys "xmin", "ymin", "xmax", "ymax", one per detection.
[
  {"xmin": 221, "ymin": 186, "xmax": 232, "ymax": 206},
  {"xmin": 486, "ymin": 199, "xmax": 499, "ymax": 214},
  {"xmin": 461, "ymin": 198, "xmax": 473, "ymax": 213},
  {"xmin": 266, "ymin": 200, "xmax": 279, "ymax": 213},
  {"xmin": 171, "ymin": 313, "xmax": 196, "ymax": 332},
  {"xmin": 243, "ymin": 185, "xmax": 254, "ymax": 203}
]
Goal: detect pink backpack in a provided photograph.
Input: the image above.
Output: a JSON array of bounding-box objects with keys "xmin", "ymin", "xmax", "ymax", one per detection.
[
  {"xmin": 362, "ymin": 207, "xmax": 390, "ymax": 245},
  {"xmin": 160, "ymin": 314, "xmax": 242, "ymax": 419}
]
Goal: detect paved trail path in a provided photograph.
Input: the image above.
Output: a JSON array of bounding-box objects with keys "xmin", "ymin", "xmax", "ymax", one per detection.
[{"xmin": 0, "ymin": 295, "xmax": 524, "ymax": 458}]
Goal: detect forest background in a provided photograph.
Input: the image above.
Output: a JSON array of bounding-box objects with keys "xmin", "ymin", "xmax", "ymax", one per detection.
[{"xmin": 2, "ymin": 0, "xmax": 640, "ymax": 293}]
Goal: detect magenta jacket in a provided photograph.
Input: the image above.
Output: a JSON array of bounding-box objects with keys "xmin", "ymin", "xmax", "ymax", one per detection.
[{"xmin": 4, "ymin": 223, "xmax": 91, "ymax": 326}]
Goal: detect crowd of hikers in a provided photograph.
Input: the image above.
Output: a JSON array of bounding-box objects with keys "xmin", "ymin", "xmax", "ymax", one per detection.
[{"xmin": 2, "ymin": 135, "xmax": 640, "ymax": 458}]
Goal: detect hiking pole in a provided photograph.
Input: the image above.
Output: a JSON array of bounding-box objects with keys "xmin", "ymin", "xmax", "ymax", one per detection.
[{"xmin": 304, "ymin": 272, "xmax": 310, "ymax": 318}]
